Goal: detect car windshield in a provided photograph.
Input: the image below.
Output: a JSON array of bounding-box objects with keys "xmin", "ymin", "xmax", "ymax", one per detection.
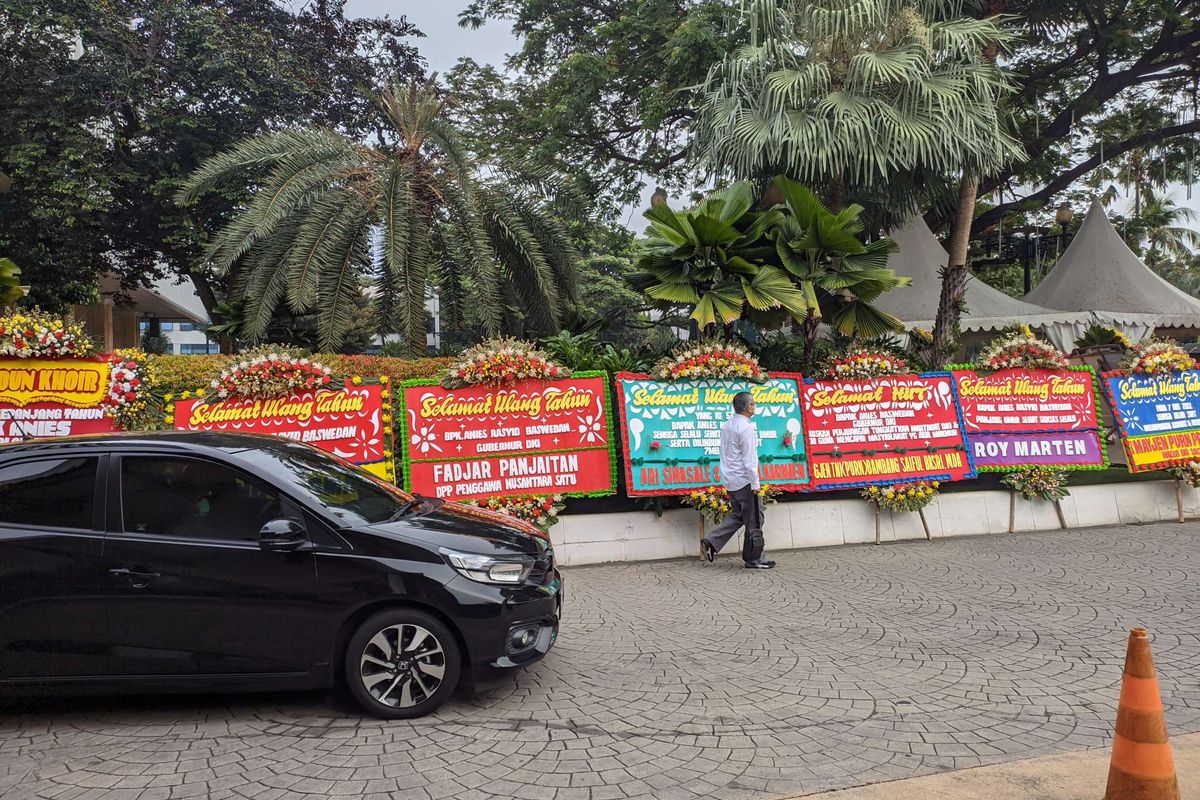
[{"xmin": 236, "ymin": 443, "xmax": 416, "ymax": 527}]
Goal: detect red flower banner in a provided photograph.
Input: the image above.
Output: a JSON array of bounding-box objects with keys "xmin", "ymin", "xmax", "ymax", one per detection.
[
  {"xmin": 170, "ymin": 381, "xmax": 395, "ymax": 481},
  {"xmin": 953, "ymin": 368, "xmax": 1100, "ymax": 434},
  {"xmin": 802, "ymin": 373, "xmax": 976, "ymax": 490},
  {"xmin": 400, "ymin": 373, "xmax": 616, "ymax": 501}
]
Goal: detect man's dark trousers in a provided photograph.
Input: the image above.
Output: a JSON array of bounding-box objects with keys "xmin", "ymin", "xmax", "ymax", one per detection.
[{"xmin": 703, "ymin": 484, "xmax": 764, "ymax": 562}]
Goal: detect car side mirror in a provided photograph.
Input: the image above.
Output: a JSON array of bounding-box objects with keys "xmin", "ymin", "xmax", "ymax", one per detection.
[{"xmin": 259, "ymin": 518, "xmax": 310, "ymax": 552}]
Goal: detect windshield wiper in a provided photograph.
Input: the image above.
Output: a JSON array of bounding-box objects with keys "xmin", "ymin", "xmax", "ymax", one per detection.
[{"xmin": 386, "ymin": 500, "xmax": 422, "ymax": 521}]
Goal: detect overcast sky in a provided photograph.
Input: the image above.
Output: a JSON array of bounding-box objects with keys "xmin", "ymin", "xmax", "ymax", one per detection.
[
  {"xmin": 343, "ymin": 0, "xmax": 1198, "ymax": 230},
  {"xmin": 345, "ymin": 0, "xmax": 515, "ymax": 74}
]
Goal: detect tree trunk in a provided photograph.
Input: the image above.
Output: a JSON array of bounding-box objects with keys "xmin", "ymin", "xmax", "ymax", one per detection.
[
  {"xmin": 930, "ymin": 171, "xmax": 978, "ymax": 368},
  {"xmin": 827, "ymin": 176, "xmax": 847, "ymax": 213},
  {"xmin": 189, "ymin": 271, "xmax": 236, "ymax": 355},
  {"xmin": 801, "ymin": 311, "xmax": 821, "ymax": 374}
]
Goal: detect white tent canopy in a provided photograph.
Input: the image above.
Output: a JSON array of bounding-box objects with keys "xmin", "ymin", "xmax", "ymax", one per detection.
[
  {"xmin": 1024, "ymin": 199, "xmax": 1200, "ymax": 338},
  {"xmin": 875, "ymin": 216, "xmax": 1091, "ymax": 350}
]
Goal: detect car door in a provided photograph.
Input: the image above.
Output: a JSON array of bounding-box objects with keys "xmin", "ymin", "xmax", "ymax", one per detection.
[
  {"xmin": 0, "ymin": 453, "xmax": 108, "ymax": 680},
  {"xmin": 95, "ymin": 451, "xmax": 323, "ymax": 676}
]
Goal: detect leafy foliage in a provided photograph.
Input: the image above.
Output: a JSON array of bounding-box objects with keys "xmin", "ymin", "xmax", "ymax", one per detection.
[
  {"xmin": 0, "ymin": 258, "xmax": 29, "ymax": 308},
  {"xmin": 972, "ymin": 0, "xmax": 1200, "ymax": 237},
  {"xmin": 1073, "ymin": 324, "xmax": 1133, "ymax": 351},
  {"xmin": 450, "ymin": 0, "xmax": 734, "ymax": 211},
  {"xmin": 690, "ymin": 0, "xmax": 1022, "ymax": 224},
  {"xmin": 630, "ymin": 181, "xmax": 810, "ymax": 333},
  {"xmin": 180, "ymin": 79, "xmax": 580, "ymax": 353},
  {"xmin": 0, "ymin": 0, "xmax": 424, "ymax": 315},
  {"xmin": 767, "ymin": 177, "xmax": 907, "ymax": 339},
  {"xmin": 539, "ymin": 330, "xmax": 658, "ymax": 374},
  {"xmin": 1001, "ymin": 468, "xmax": 1070, "ymax": 502}
]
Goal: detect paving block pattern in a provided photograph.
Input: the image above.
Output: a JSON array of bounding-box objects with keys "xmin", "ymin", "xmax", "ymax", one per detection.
[{"xmin": 3, "ymin": 523, "xmax": 1200, "ymax": 800}]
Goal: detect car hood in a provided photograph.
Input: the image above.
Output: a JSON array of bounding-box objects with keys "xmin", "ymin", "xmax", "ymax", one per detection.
[{"xmin": 366, "ymin": 501, "xmax": 548, "ymax": 558}]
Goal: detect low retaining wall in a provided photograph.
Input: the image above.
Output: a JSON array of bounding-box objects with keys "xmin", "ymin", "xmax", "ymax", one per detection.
[{"xmin": 550, "ymin": 480, "xmax": 1200, "ymax": 566}]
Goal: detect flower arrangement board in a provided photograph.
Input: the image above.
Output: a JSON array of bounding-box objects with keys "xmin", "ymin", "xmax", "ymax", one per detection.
[
  {"xmin": 949, "ymin": 366, "xmax": 1107, "ymax": 471},
  {"xmin": 398, "ymin": 371, "xmax": 616, "ymax": 501},
  {"xmin": 615, "ymin": 373, "xmax": 808, "ymax": 497},
  {"xmin": 1103, "ymin": 370, "xmax": 1200, "ymax": 472},
  {"xmin": 169, "ymin": 380, "xmax": 395, "ymax": 481},
  {"xmin": 0, "ymin": 357, "xmax": 117, "ymax": 442},
  {"xmin": 801, "ymin": 373, "xmax": 976, "ymax": 490}
]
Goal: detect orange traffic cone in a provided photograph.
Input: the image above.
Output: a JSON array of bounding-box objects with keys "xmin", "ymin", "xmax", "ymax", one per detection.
[{"xmin": 1104, "ymin": 627, "xmax": 1180, "ymax": 800}]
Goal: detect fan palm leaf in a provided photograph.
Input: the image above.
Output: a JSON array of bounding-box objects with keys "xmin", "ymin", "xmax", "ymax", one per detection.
[{"xmin": 694, "ymin": 0, "xmax": 1023, "ymax": 211}]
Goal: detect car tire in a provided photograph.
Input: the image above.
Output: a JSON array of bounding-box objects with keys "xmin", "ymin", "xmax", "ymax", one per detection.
[{"xmin": 344, "ymin": 608, "xmax": 462, "ymax": 719}]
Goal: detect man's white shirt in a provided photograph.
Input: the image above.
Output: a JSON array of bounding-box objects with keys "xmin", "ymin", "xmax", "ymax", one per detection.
[{"xmin": 719, "ymin": 414, "xmax": 760, "ymax": 491}]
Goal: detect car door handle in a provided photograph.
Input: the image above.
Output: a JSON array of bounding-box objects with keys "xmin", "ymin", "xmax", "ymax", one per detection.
[
  {"xmin": 109, "ymin": 567, "xmax": 161, "ymax": 587},
  {"xmin": 109, "ymin": 567, "xmax": 160, "ymax": 578}
]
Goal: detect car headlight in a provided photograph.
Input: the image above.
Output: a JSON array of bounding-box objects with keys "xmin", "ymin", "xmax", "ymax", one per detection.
[{"xmin": 441, "ymin": 549, "xmax": 531, "ymax": 585}]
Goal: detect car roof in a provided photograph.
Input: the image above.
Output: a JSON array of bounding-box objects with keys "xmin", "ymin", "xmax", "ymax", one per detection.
[{"xmin": 0, "ymin": 430, "xmax": 304, "ymax": 459}]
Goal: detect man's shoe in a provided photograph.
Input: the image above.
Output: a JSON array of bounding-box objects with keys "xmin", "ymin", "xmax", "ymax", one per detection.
[
  {"xmin": 744, "ymin": 559, "xmax": 775, "ymax": 569},
  {"xmin": 700, "ymin": 540, "xmax": 716, "ymax": 563}
]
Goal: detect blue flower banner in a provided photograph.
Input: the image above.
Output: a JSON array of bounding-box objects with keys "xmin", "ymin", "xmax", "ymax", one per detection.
[{"xmin": 615, "ymin": 373, "xmax": 809, "ymax": 496}]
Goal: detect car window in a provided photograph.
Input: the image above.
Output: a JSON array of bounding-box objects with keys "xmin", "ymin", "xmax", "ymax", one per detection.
[
  {"xmin": 121, "ymin": 456, "xmax": 282, "ymax": 542},
  {"xmin": 0, "ymin": 457, "xmax": 98, "ymax": 530},
  {"xmin": 235, "ymin": 444, "xmax": 412, "ymax": 527}
]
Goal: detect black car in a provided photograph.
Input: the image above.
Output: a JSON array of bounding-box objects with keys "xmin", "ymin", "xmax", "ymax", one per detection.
[{"xmin": 0, "ymin": 432, "xmax": 562, "ymax": 718}]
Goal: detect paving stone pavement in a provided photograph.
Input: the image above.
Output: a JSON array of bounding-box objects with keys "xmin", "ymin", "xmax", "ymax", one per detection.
[{"xmin": 3, "ymin": 522, "xmax": 1200, "ymax": 800}]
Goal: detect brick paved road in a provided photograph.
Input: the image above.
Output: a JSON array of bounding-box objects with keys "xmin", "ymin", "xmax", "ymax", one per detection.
[{"xmin": 4, "ymin": 523, "xmax": 1200, "ymax": 800}]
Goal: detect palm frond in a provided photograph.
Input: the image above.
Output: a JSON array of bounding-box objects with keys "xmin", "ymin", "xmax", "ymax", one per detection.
[
  {"xmin": 208, "ymin": 152, "xmax": 356, "ymax": 275},
  {"xmin": 828, "ymin": 300, "xmax": 905, "ymax": 337},
  {"xmin": 316, "ymin": 218, "xmax": 371, "ymax": 352},
  {"xmin": 377, "ymin": 162, "xmax": 416, "ymax": 336},
  {"xmin": 240, "ymin": 222, "xmax": 300, "ymax": 339},
  {"xmin": 285, "ymin": 192, "xmax": 369, "ymax": 314},
  {"xmin": 477, "ymin": 186, "xmax": 561, "ymax": 330},
  {"xmin": 177, "ymin": 128, "xmax": 353, "ymax": 203}
]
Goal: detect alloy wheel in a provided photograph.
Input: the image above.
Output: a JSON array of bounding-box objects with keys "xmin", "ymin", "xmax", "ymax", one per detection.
[{"xmin": 359, "ymin": 623, "xmax": 447, "ymax": 708}]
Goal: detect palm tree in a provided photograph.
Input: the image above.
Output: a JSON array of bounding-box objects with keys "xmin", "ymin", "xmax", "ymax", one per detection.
[
  {"xmin": 694, "ymin": 0, "xmax": 1020, "ymax": 211},
  {"xmin": 1133, "ymin": 192, "xmax": 1200, "ymax": 271},
  {"xmin": 767, "ymin": 177, "xmax": 907, "ymax": 368},
  {"xmin": 692, "ymin": 0, "xmax": 1022, "ymax": 366},
  {"xmin": 629, "ymin": 182, "xmax": 810, "ymax": 336},
  {"xmin": 629, "ymin": 178, "xmax": 908, "ymax": 359},
  {"xmin": 178, "ymin": 78, "xmax": 578, "ymax": 354}
]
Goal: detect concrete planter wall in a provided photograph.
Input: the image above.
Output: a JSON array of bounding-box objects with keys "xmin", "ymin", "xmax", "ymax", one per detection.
[{"xmin": 550, "ymin": 480, "xmax": 1199, "ymax": 566}]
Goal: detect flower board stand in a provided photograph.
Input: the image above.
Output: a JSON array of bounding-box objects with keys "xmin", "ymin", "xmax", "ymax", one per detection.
[{"xmin": 875, "ymin": 506, "xmax": 933, "ymax": 545}]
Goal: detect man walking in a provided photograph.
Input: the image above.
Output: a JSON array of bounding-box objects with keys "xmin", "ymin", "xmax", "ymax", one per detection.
[{"xmin": 700, "ymin": 391, "xmax": 775, "ymax": 569}]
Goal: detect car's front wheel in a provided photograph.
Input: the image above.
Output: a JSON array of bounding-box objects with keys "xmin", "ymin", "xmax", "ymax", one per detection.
[{"xmin": 344, "ymin": 609, "xmax": 461, "ymax": 719}]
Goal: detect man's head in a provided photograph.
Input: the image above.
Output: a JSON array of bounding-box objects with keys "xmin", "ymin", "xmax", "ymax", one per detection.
[{"xmin": 733, "ymin": 391, "xmax": 756, "ymax": 418}]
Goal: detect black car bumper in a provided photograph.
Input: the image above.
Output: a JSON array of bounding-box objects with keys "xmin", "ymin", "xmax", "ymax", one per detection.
[{"xmin": 444, "ymin": 570, "xmax": 563, "ymax": 681}]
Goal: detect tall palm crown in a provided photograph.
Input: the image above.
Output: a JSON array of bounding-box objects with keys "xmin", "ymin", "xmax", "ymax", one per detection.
[
  {"xmin": 179, "ymin": 79, "xmax": 578, "ymax": 353},
  {"xmin": 1134, "ymin": 192, "xmax": 1200, "ymax": 270},
  {"xmin": 694, "ymin": 0, "xmax": 1022, "ymax": 217}
]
